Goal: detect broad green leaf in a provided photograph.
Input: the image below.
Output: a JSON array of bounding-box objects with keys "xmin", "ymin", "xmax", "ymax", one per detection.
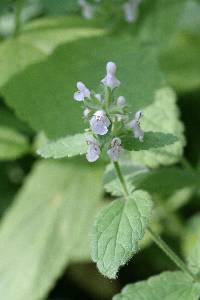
[
  {"xmin": 138, "ymin": 0, "xmax": 187, "ymax": 47},
  {"xmin": 104, "ymin": 164, "xmax": 198, "ymax": 198},
  {"xmin": 43, "ymin": 0, "xmax": 77, "ymax": 14},
  {"xmin": 37, "ymin": 133, "xmax": 88, "ymax": 159},
  {"xmin": 133, "ymin": 167, "xmax": 199, "ymax": 197},
  {"xmin": 122, "ymin": 131, "xmax": 178, "ymax": 151},
  {"xmin": 0, "ymin": 126, "xmax": 29, "ymax": 160},
  {"xmin": 183, "ymin": 214, "xmax": 200, "ymax": 276},
  {"xmin": 113, "ymin": 271, "xmax": 200, "ymax": 300},
  {"xmin": 2, "ymin": 35, "xmax": 166, "ymax": 138},
  {"xmin": 131, "ymin": 87, "xmax": 185, "ymax": 168},
  {"xmin": 160, "ymin": 33, "xmax": 200, "ymax": 92},
  {"xmin": 0, "ymin": 160, "xmax": 103, "ymax": 300},
  {"xmin": 0, "ymin": 17, "xmax": 104, "ymax": 88},
  {"xmin": 178, "ymin": 0, "xmax": 200, "ymax": 36},
  {"xmin": 91, "ymin": 190, "xmax": 153, "ymax": 279}
]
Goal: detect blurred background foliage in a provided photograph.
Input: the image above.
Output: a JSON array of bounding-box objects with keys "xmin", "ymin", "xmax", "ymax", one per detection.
[{"xmin": 0, "ymin": 0, "xmax": 200, "ymax": 299}]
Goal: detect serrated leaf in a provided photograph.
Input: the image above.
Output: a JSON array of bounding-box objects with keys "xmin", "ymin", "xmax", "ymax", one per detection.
[
  {"xmin": 37, "ymin": 133, "xmax": 88, "ymax": 159},
  {"xmin": 122, "ymin": 131, "xmax": 178, "ymax": 151},
  {"xmin": 2, "ymin": 35, "xmax": 166, "ymax": 138},
  {"xmin": 113, "ymin": 271, "xmax": 200, "ymax": 300},
  {"xmin": 0, "ymin": 160, "xmax": 103, "ymax": 300},
  {"xmin": 0, "ymin": 126, "xmax": 29, "ymax": 160},
  {"xmin": 91, "ymin": 190, "xmax": 153, "ymax": 279},
  {"xmin": 131, "ymin": 87, "xmax": 185, "ymax": 168}
]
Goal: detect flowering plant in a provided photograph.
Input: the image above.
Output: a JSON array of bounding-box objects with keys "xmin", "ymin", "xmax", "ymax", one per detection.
[{"xmin": 37, "ymin": 62, "xmax": 194, "ymax": 284}]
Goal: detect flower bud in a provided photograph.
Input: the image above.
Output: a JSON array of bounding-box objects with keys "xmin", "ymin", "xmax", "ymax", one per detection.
[
  {"xmin": 101, "ymin": 61, "xmax": 120, "ymax": 90},
  {"xmin": 117, "ymin": 96, "xmax": 126, "ymax": 106}
]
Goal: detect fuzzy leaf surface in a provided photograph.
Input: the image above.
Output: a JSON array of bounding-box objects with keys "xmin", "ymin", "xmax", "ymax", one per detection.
[
  {"xmin": 91, "ymin": 190, "xmax": 153, "ymax": 279},
  {"xmin": 37, "ymin": 133, "xmax": 88, "ymax": 159},
  {"xmin": 113, "ymin": 271, "xmax": 200, "ymax": 300},
  {"xmin": 122, "ymin": 131, "xmax": 178, "ymax": 152}
]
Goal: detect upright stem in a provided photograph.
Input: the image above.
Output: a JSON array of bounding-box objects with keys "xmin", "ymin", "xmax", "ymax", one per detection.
[
  {"xmin": 113, "ymin": 161, "xmax": 129, "ymax": 197},
  {"xmin": 113, "ymin": 161, "xmax": 197, "ymax": 282},
  {"xmin": 148, "ymin": 227, "xmax": 197, "ymax": 281},
  {"xmin": 13, "ymin": 0, "xmax": 24, "ymax": 37}
]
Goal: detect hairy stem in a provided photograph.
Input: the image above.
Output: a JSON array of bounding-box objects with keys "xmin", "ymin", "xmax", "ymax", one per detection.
[
  {"xmin": 113, "ymin": 161, "xmax": 197, "ymax": 282},
  {"xmin": 13, "ymin": 0, "xmax": 24, "ymax": 37},
  {"xmin": 113, "ymin": 161, "xmax": 129, "ymax": 197},
  {"xmin": 148, "ymin": 227, "xmax": 197, "ymax": 281}
]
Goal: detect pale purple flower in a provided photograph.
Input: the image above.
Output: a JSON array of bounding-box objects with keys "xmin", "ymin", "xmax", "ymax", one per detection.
[
  {"xmin": 117, "ymin": 96, "xmax": 126, "ymax": 107},
  {"xmin": 129, "ymin": 110, "xmax": 144, "ymax": 142},
  {"xmin": 101, "ymin": 62, "xmax": 120, "ymax": 90},
  {"xmin": 107, "ymin": 138, "xmax": 123, "ymax": 161},
  {"xmin": 90, "ymin": 110, "xmax": 111, "ymax": 135},
  {"xmin": 86, "ymin": 137, "xmax": 100, "ymax": 162},
  {"xmin": 78, "ymin": 0, "xmax": 95, "ymax": 19},
  {"xmin": 123, "ymin": 0, "xmax": 142, "ymax": 23},
  {"xmin": 74, "ymin": 81, "xmax": 90, "ymax": 101}
]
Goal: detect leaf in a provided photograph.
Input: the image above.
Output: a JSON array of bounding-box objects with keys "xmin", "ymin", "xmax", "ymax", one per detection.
[
  {"xmin": 131, "ymin": 87, "xmax": 185, "ymax": 168},
  {"xmin": 113, "ymin": 271, "xmax": 200, "ymax": 300},
  {"xmin": 0, "ymin": 16, "xmax": 104, "ymax": 88},
  {"xmin": 91, "ymin": 190, "xmax": 153, "ymax": 279},
  {"xmin": 160, "ymin": 33, "xmax": 200, "ymax": 92},
  {"xmin": 103, "ymin": 164, "xmax": 198, "ymax": 198},
  {"xmin": 138, "ymin": 0, "xmax": 187, "ymax": 47},
  {"xmin": 122, "ymin": 131, "xmax": 178, "ymax": 151},
  {"xmin": 2, "ymin": 35, "xmax": 166, "ymax": 138},
  {"xmin": 37, "ymin": 133, "xmax": 88, "ymax": 159},
  {"xmin": 0, "ymin": 160, "xmax": 103, "ymax": 300},
  {"xmin": 43, "ymin": 0, "xmax": 77, "ymax": 14},
  {"xmin": 132, "ymin": 167, "xmax": 199, "ymax": 197},
  {"xmin": 0, "ymin": 126, "xmax": 29, "ymax": 160},
  {"xmin": 182, "ymin": 214, "xmax": 200, "ymax": 276}
]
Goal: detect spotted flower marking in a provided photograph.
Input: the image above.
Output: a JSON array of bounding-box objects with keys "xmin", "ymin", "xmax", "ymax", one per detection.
[
  {"xmin": 90, "ymin": 110, "xmax": 111, "ymax": 135},
  {"xmin": 107, "ymin": 138, "xmax": 123, "ymax": 161},
  {"xmin": 86, "ymin": 137, "xmax": 100, "ymax": 162}
]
